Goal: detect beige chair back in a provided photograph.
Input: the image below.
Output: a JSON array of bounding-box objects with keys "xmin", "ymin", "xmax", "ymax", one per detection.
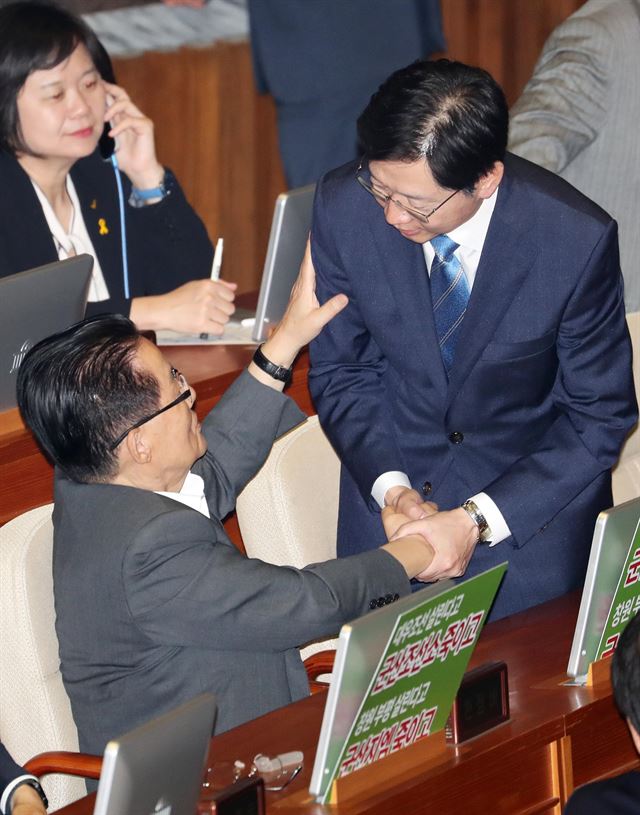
[
  {"xmin": 236, "ymin": 416, "xmax": 340, "ymax": 659},
  {"xmin": 613, "ymin": 311, "xmax": 640, "ymax": 504},
  {"xmin": 0, "ymin": 504, "xmax": 86, "ymax": 810}
]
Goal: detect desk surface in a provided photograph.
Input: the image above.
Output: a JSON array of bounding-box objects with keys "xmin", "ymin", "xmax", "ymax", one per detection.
[{"xmin": 53, "ymin": 592, "xmax": 638, "ymax": 815}]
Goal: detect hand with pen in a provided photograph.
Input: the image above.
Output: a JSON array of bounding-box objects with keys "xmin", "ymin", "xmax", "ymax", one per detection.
[{"xmin": 129, "ymin": 238, "xmax": 236, "ymax": 336}]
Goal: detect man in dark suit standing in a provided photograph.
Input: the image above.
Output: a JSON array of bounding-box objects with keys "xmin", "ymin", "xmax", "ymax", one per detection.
[
  {"xmin": 564, "ymin": 610, "xmax": 640, "ymax": 813},
  {"xmin": 0, "ymin": 744, "xmax": 47, "ymax": 815},
  {"xmin": 309, "ymin": 59, "xmax": 637, "ymax": 621}
]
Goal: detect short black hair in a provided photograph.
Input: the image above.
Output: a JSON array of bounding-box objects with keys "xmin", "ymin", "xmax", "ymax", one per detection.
[
  {"xmin": 17, "ymin": 315, "xmax": 160, "ymax": 483},
  {"xmin": 0, "ymin": 1, "xmax": 112, "ymax": 155},
  {"xmin": 357, "ymin": 59, "xmax": 509, "ymax": 192},
  {"xmin": 612, "ymin": 610, "xmax": 640, "ymax": 734}
]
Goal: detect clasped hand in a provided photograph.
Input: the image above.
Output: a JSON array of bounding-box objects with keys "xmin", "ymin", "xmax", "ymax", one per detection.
[{"xmin": 384, "ymin": 487, "xmax": 479, "ymax": 582}]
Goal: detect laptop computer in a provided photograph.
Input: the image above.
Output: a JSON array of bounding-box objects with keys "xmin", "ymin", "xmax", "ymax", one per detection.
[
  {"xmin": 0, "ymin": 255, "xmax": 93, "ymax": 411},
  {"xmin": 567, "ymin": 497, "xmax": 640, "ymax": 682},
  {"xmin": 93, "ymin": 693, "xmax": 217, "ymax": 815},
  {"xmin": 155, "ymin": 184, "xmax": 315, "ymax": 347},
  {"xmin": 249, "ymin": 183, "xmax": 315, "ymax": 342}
]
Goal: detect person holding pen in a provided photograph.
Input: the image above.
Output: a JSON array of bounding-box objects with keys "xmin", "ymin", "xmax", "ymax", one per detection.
[{"xmin": 0, "ymin": 1, "xmax": 235, "ymax": 337}]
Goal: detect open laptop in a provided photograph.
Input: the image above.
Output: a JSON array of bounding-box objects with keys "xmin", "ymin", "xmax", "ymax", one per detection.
[
  {"xmin": 155, "ymin": 184, "xmax": 315, "ymax": 347},
  {"xmin": 250, "ymin": 183, "xmax": 315, "ymax": 342},
  {"xmin": 93, "ymin": 693, "xmax": 216, "ymax": 815},
  {"xmin": 567, "ymin": 497, "xmax": 640, "ymax": 682},
  {"xmin": 0, "ymin": 255, "xmax": 93, "ymax": 411}
]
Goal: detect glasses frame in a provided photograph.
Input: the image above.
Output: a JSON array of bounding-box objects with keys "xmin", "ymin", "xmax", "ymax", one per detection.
[
  {"xmin": 355, "ymin": 159, "xmax": 459, "ymax": 223},
  {"xmin": 109, "ymin": 368, "xmax": 191, "ymax": 451}
]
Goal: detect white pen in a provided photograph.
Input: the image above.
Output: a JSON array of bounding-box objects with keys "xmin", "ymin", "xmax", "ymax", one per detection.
[
  {"xmin": 211, "ymin": 237, "xmax": 224, "ymax": 281},
  {"xmin": 200, "ymin": 238, "xmax": 225, "ymax": 340}
]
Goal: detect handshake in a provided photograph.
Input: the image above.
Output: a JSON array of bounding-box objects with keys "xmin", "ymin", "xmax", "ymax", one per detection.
[{"xmin": 381, "ymin": 487, "xmax": 480, "ymax": 583}]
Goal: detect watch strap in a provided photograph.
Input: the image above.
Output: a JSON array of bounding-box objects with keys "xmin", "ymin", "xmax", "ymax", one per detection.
[
  {"xmin": 252, "ymin": 345, "xmax": 293, "ymax": 384},
  {"xmin": 129, "ymin": 170, "xmax": 170, "ymax": 207}
]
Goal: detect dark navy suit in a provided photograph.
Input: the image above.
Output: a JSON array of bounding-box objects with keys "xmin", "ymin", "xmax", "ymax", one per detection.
[{"xmin": 309, "ymin": 153, "xmax": 637, "ymax": 621}]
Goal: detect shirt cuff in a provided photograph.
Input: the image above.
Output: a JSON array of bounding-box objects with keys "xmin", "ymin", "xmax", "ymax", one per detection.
[
  {"xmin": 1, "ymin": 775, "xmax": 41, "ymax": 815},
  {"xmin": 470, "ymin": 492, "xmax": 511, "ymax": 546},
  {"xmin": 371, "ymin": 472, "xmax": 412, "ymax": 509}
]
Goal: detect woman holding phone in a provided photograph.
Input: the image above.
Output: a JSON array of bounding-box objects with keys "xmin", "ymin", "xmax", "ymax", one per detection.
[{"xmin": 0, "ymin": 0, "xmax": 236, "ymax": 335}]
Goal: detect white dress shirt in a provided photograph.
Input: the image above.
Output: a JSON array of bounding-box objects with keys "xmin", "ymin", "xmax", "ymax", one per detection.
[
  {"xmin": 156, "ymin": 471, "xmax": 210, "ymax": 518},
  {"xmin": 31, "ymin": 176, "xmax": 110, "ymax": 303},
  {"xmin": 371, "ymin": 189, "xmax": 511, "ymax": 545}
]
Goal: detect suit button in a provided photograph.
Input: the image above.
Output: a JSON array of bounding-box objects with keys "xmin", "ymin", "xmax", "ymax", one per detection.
[
  {"xmin": 393, "ymin": 593, "xmax": 399, "ymax": 601},
  {"xmin": 369, "ymin": 599, "xmax": 377, "ymax": 610},
  {"xmin": 448, "ymin": 431, "xmax": 464, "ymax": 444},
  {"xmin": 385, "ymin": 594, "xmax": 393, "ymax": 605},
  {"xmin": 377, "ymin": 597, "xmax": 385, "ymax": 607},
  {"xmin": 422, "ymin": 481, "xmax": 432, "ymax": 496}
]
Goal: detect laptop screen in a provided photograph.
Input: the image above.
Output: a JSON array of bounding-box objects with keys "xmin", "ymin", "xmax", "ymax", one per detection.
[
  {"xmin": 93, "ymin": 693, "xmax": 216, "ymax": 815},
  {"xmin": 0, "ymin": 255, "xmax": 92, "ymax": 411}
]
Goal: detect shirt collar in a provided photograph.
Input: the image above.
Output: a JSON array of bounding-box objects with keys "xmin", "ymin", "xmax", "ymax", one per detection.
[
  {"xmin": 156, "ymin": 471, "xmax": 210, "ymax": 518},
  {"xmin": 446, "ymin": 187, "xmax": 498, "ymax": 253}
]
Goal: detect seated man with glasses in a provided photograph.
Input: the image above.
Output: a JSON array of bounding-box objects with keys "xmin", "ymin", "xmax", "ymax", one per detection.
[
  {"xmin": 308, "ymin": 58, "xmax": 636, "ymax": 621},
  {"xmin": 16, "ymin": 246, "xmax": 437, "ymax": 756}
]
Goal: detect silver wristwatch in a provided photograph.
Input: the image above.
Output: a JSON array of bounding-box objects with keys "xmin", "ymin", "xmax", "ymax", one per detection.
[{"xmin": 461, "ymin": 499, "xmax": 492, "ymax": 543}]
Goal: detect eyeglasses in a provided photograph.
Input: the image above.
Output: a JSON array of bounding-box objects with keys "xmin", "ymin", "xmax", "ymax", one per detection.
[
  {"xmin": 355, "ymin": 159, "xmax": 459, "ymax": 223},
  {"xmin": 109, "ymin": 367, "xmax": 191, "ymax": 451}
]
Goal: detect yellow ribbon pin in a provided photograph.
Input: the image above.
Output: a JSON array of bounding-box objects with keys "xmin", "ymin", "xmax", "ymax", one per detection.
[{"xmin": 98, "ymin": 218, "xmax": 109, "ymax": 235}]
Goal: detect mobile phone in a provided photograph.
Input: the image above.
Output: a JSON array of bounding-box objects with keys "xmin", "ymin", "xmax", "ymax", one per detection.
[{"xmin": 99, "ymin": 122, "xmax": 116, "ymax": 161}]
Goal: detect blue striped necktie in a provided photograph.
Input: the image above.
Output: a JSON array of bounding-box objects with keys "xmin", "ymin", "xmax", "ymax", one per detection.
[{"xmin": 430, "ymin": 235, "xmax": 470, "ymax": 373}]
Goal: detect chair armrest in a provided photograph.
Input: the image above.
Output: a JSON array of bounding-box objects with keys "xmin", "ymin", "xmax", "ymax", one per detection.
[
  {"xmin": 304, "ymin": 649, "xmax": 336, "ymax": 694},
  {"xmin": 24, "ymin": 751, "xmax": 102, "ymax": 780}
]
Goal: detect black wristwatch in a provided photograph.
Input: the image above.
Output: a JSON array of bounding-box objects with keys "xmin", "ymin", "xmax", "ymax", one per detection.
[
  {"xmin": 252, "ymin": 345, "xmax": 293, "ymax": 384},
  {"xmin": 7, "ymin": 778, "xmax": 48, "ymax": 812}
]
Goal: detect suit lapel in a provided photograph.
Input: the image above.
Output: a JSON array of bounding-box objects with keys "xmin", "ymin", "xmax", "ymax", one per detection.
[
  {"xmin": 369, "ymin": 216, "xmax": 449, "ymax": 392},
  {"xmin": 445, "ymin": 167, "xmax": 538, "ymax": 407},
  {"xmin": 71, "ymin": 156, "xmax": 124, "ymax": 299}
]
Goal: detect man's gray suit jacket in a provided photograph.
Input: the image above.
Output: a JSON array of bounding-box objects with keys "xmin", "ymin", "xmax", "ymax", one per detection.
[
  {"xmin": 509, "ymin": 0, "xmax": 640, "ymax": 311},
  {"xmin": 53, "ymin": 370, "xmax": 409, "ymax": 755}
]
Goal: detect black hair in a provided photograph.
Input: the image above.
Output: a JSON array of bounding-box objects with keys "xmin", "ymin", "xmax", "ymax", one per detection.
[
  {"xmin": 612, "ymin": 610, "xmax": 640, "ymax": 734},
  {"xmin": 357, "ymin": 59, "xmax": 509, "ymax": 192},
  {"xmin": 0, "ymin": 0, "xmax": 112, "ymax": 155},
  {"xmin": 17, "ymin": 315, "xmax": 160, "ymax": 483}
]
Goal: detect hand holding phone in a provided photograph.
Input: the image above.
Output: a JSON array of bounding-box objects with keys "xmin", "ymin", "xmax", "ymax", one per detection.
[{"xmin": 102, "ymin": 82, "xmax": 163, "ymax": 191}]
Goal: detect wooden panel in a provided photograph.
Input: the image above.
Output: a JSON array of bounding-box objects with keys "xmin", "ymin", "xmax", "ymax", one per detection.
[
  {"xmin": 112, "ymin": 41, "xmax": 287, "ymax": 295},
  {"xmin": 441, "ymin": 0, "xmax": 586, "ymax": 105},
  {"xmin": 567, "ymin": 696, "xmax": 640, "ymax": 789}
]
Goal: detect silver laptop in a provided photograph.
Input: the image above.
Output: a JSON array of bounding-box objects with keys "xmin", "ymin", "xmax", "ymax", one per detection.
[
  {"xmin": 244, "ymin": 184, "xmax": 315, "ymax": 342},
  {"xmin": 0, "ymin": 255, "xmax": 93, "ymax": 411},
  {"xmin": 567, "ymin": 497, "xmax": 640, "ymax": 682},
  {"xmin": 93, "ymin": 693, "xmax": 216, "ymax": 815}
]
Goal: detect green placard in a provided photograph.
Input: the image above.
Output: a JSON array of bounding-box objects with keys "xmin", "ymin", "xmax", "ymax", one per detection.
[
  {"xmin": 596, "ymin": 518, "xmax": 640, "ymax": 660},
  {"xmin": 323, "ymin": 563, "xmax": 507, "ymax": 800}
]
